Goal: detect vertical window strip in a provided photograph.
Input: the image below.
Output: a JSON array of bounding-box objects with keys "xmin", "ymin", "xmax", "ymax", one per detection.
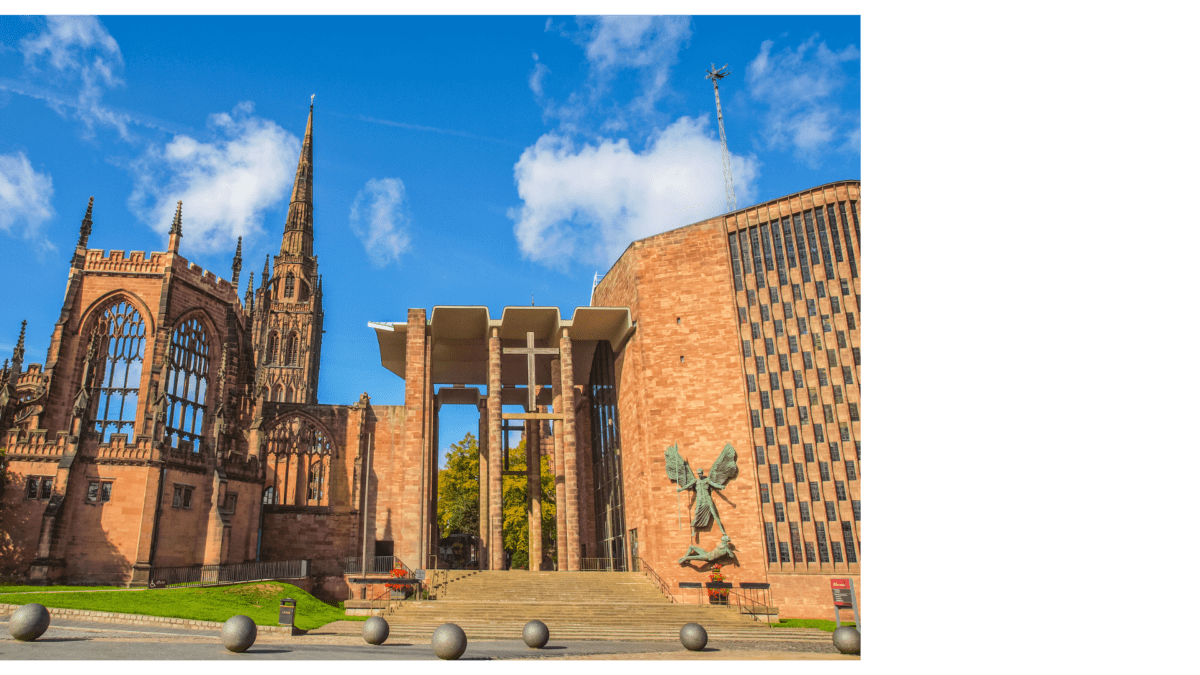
[
  {"xmin": 756, "ymin": 446, "xmax": 766, "ymax": 465},
  {"xmin": 789, "ymin": 522, "xmax": 804, "ymax": 562},
  {"xmin": 839, "ymin": 202, "xmax": 858, "ymax": 277},
  {"xmin": 815, "ymin": 522, "xmax": 830, "ymax": 562},
  {"xmin": 846, "ymin": 460, "xmax": 857, "ymax": 480},
  {"xmin": 778, "ymin": 527, "xmax": 790, "ymax": 562},
  {"xmin": 781, "ymin": 216, "xmax": 798, "ymax": 268},
  {"xmin": 827, "ymin": 205, "xmax": 845, "ymax": 263},
  {"xmin": 815, "ymin": 207, "xmax": 835, "ymax": 279},
  {"xmin": 842, "ymin": 522, "xmax": 857, "ymax": 563},
  {"xmin": 728, "ymin": 233, "xmax": 744, "ymax": 292},
  {"xmin": 739, "ymin": 229, "xmax": 754, "ymax": 279},
  {"xmin": 801, "ymin": 207, "xmax": 820, "ymax": 267},
  {"xmin": 764, "ymin": 524, "xmax": 778, "ymax": 563},
  {"xmin": 800, "ymin": 501, "xmax": 812, "ymax": 522},
  {"xmin": 793, "ymin": 462, "xmax": 804, "ymax": 483},
  {"xmin": 850, "ymin": 201, "xmax": 860, "ymax": 243},
  {"xmin": 771, "ymin": 221, "xmax": 788, "ymax": 284},
  {"xmin": 759, "ymin": 224, "xmax": 775, "ymax": 272},
  {"xmin": 805, "ymin": 541, "xmax": 817, "ymax": 563},
  {"xmin": 831, "ymin": 541, "xmax": 844, "ymax": 563},
  {"xmin": 851, "ymin": 500, "xmax": 861, "ymax": 521},
  {"xmin": 774, "ymin": 502, "xmax": 785, "ymax": 522},
  {"xmin": 749, "ymin": 227, "xmax": 766, "ymax": 288},
  {"xmin": 825, "ymin": 500, "xmax": 837, "ymax": 521}
]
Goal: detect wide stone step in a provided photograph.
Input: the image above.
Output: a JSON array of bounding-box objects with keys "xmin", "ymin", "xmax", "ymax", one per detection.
[{"xmin": 371, "ymin": 623, "xmax": 826, "ymax": 642}]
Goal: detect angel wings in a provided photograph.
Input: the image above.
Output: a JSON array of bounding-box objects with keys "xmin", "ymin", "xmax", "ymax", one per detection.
[
  {"xmin": 665, "ymin": 442, "xmax": 738, "ymax": 490},
  {"xmin": 665, "ymin": 443, "xmax": 739, "ymax": 536}
]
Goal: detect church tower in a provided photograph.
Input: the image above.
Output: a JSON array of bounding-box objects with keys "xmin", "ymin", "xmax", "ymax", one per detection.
[{"xmin": 254, "ymin": 101, "xmax": 324, "ymax": 403}]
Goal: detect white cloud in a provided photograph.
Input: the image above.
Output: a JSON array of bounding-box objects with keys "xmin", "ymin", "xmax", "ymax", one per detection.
[
  {"xmin": 509, "ymin": 116, "xmax": 759, "ymax": 269},
  {"xmin": 529, "ymin": 61, "xmax": 550, "ymax": 97},
  {"xmin": 745, "ymin": 36, "xmax": 860, "ymax": 166},
  {"xmin": 127, "ymin": 102, "xmax": 300, "ymax": 255},
  {"xmin": 19, "ymin": 16, "xmax": 129, "ymax": 138},
  {"xmin": 0, "ymin": 151, "xmax": 56, "ymax": 249},
  {"xmin": 580, "ymin": 15, "xmax": 692, "ymax": 119},
  {"xmin": 349, "ymin": 178, "xmax": 412, "ymax": 268}
]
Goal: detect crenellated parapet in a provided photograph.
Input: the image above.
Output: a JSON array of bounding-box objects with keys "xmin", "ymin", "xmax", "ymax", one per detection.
[
  {"xmin": 223, "ymin": 452, "xmax": 263, "ymax": 483},
  {"xmin": 92, "ymin": 434, "xmax": 156, "ymax": 465},
  {"xmin": 3, "ymin": 428, "xmax": 69, "ymax": 462},
  {"xmin": 83, "ymin": 249, "xmax": 171, "ymax": 274}
]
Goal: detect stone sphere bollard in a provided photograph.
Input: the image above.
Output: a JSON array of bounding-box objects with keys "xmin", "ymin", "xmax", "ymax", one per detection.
[
  {"xmin": 8, "ymin": 603, "xmax": 51, "ymax": 642},
  {"xmin": 362, "ymin": 616, "xmax": 390, "ymax": 645},
  {"xmin": 431, "ymin": 622, "xmax": 467, "ymax": 660},
  {"xmin": 832, "ymin": 626, "xmax": 860, "ymax": 655},
  {"xmin": 679, "ymin": 622, "xmax": 708, "ymax": 651},
  {"xmin": 221, "ymin": 615, "xmax": 258, "ymax": 653},
  {"xmin": 522, "ymin": 620, "xmax": 549, "ymax": 649}
]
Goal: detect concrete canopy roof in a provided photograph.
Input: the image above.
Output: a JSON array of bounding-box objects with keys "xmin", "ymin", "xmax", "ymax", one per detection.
[{"xmin": 369, "ymin": 305, "xmax": 632, "ymax": 384}]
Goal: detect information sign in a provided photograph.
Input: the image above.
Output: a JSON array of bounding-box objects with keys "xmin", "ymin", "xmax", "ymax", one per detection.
[{"xmin": 831, "ymin": 578, "xmax": 854, "ymax": 607}]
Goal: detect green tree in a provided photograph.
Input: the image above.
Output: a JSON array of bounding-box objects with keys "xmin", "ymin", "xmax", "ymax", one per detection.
[
  {"xmin": 436, "ymin": 433, "xmax": 480, "ymax": 537},
  {"xmin": 435, "ymin": 433, "xmax": 557, "ymax": 570},
  {"xmin": 501, "ymin": 440, "xmax": 556, "ymax": 570}
]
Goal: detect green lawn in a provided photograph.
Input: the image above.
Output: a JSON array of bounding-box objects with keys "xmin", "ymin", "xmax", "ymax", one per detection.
[
  {"xmin": 0, "ymin": 582, "xmax": 365, "ymax": 630},
  {"xmin": 771, "ymin": 618, "xmax": 857, "ymax": 632},
  {"xmin": 0, "ymin": 585, "xmax": 127, "ymax": 594}
]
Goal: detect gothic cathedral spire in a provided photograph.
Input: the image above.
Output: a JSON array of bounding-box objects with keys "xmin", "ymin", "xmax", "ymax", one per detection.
[
  {"xmin": 253, "ymin": 101, "xmax": 324, "ymax": 406},
  {"xmin": 280, "ymin": 101, "xmax": 315, "ymax": 258}
]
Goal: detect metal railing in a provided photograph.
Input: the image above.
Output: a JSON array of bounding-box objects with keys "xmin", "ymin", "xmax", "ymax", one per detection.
[
  {"xmin": 634, "ymin": 556, "xmax": 676, "ymax": 603},
  {"xmin": 150, "ymin": 559, "xmax": 307, "ymax": 589},
  {"xmin": 580, "ymin": 557, "xmax": 627, "ymax": 571},
  {"xmin": 341, "ymin": 555, "xmax": 402, "ymax": 575}
]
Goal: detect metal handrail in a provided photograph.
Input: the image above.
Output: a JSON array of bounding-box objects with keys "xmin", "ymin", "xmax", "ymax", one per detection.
[
  {"xmin": 341, "ymin": 555, "xmax": 408, "ymax": 575},
  {"xmin": 725, "ymin": 585, "xmax": 775, "ymax": 622},
  {"xmin": 634, "ymin": 556, "xmax": 676, "ymax": 603},
  {"xmin": 149, "ymin": 558, "xmax": 306, "ymax": 589},
  {"xmin": 580, "ymin": 557, "xmax": 627, "ymax": 571}
]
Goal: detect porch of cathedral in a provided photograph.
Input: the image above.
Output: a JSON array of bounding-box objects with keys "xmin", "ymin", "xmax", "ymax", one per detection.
[{"xmin": 370, "ymin": 305, "xmax": 633, "ymax": 572}]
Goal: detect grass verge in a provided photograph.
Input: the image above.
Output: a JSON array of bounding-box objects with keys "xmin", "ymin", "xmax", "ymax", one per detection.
[
  {"xmin": 0, "ymin": 581, "xmax": 366, "ymax": 630},
  {"xmin": 770, "ymin": 618, "xmax": 857, "ymax": 632},
  {"xmin": 0, "ymin": 585, "xmax": 126, "ymax": 594}
]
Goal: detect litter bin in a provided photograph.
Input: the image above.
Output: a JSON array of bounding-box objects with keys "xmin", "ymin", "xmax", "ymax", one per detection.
[{"xmin": 279, "ymin": 597, "xmax": 297, "ymax": 634}]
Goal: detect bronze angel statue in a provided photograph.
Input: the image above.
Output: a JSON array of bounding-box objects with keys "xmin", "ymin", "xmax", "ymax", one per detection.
[{"xmin": 665, "ymin": 442, "xmax": 738, "ymax": 538}]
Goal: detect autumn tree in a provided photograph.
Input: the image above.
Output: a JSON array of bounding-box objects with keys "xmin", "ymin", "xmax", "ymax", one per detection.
[
  {"xmin": 436, "ymin": 433, "xmax": 479, "ymax": 537},
  {"xmin": 501, "ymin": 439, "xmax": 557, "ymax": 570}
]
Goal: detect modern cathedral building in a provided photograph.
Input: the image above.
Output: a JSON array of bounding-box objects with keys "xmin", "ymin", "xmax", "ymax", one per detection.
[{"xmin": 0, "ymin": 104, "xmax": 861, "ymax": 618}]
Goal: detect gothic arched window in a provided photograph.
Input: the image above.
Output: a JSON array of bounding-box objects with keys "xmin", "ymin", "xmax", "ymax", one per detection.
[
  {"xmin": 271, "ymin": 384, "xmax": 282, "ymax": 402},
  {"xmin": 262, "ymin": 486, "xmax": 276, "ymax": 505},
  {"xmin": 285, "ymin": 332, "xmax": 298, "ymax": 366},
  {"xmin": 285, "ymin": 386, "xmax": 294, "ymax": 403},
  {"xmin": 265, "ymin": 331, "xmax": 278, "ymax": 365},
  {"xmin": 307, "ymin": 461, "xmax": 324, "ymax": 503},
  {"xmin": 263, "ymin": 414, "xmax": 335, "ymax": 507},
  {"xmin": 285, "ymin": 273, "xmax": 295, "ymax": 298},
  {"xmin": 92, "ymin": 300, "xmax": 147, "ymax": 442},
  {"xmin": 164, "ymin": 317, "xmax": 210, "ymax": 451}
]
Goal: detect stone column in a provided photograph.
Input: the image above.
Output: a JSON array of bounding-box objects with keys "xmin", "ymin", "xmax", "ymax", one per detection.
[
  {"xmin": 560, "ymin": 330, "xmax": 581, "ymax": 571},
  {"xmin": 477, "ymin": 399, "xmax": 489, "ymax": 570},
  {"xmin": 551, "ymin": 359, "xmax": 567, "ymax": 570},
  {"xmin": 487, "ymin": 327, "xmax": 504, "ymax": 570},
  {"xmin": 526, "ymin": 414, "xmax": 542, "ymax": 570}
]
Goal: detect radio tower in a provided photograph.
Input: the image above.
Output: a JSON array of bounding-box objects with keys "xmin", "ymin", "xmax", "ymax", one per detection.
[{"xmin": 706, "ymin": 63, "xmax": 737, "ymax": 212}]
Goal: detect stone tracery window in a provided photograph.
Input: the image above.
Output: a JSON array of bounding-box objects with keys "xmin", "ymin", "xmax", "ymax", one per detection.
[
  {"xmin": 285, "ymin": 273, "xmax": 295, "ymax": 298},
  {"xmin": 262, "ymin": 414, "xmax": 335, "ymax": 506},
  {"xmin": 285, "ymin": 331, "xmax": 298, "ymax": 366},
  {"xmin": 164, "ymin": 317, "xmax": 210, "ymax": 451},
  {"xmin": 265, "ymin": 331, "xmax": 278, "ymax": 365},
  {"xmin": 92, "ymin": 300, "xmax": 147, "ymax": 442}
]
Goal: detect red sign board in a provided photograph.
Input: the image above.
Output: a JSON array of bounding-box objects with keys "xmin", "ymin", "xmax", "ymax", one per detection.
[{"xmin": 831, "ymin": 578, "xmax": 854, "ymax": 607}]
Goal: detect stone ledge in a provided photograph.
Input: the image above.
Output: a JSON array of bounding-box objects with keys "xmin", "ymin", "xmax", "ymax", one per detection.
[{"xmin": 0, "ymin": 603, "xmax": 293, "ymax": 635}]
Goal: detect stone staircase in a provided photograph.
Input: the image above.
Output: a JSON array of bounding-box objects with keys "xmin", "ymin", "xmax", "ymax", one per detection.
[{"xmin": 381, "ymin": 570, "xmax": 823, "ymax": 642}]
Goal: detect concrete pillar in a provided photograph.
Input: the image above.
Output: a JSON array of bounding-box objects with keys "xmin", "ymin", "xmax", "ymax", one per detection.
[
  {"xmin": 560, "ymin": 329, "xmax": 581, "ymax": 571},
  {"xmin": 477, "ymin": 399, "xmax": 488, "ymax": 570},
  {"xmin": 526, "ymin": 414, "xmax": 542, "ymax": 570},
  {"xmin": 487, "ymin": 327, "xmax": 504, "ymax": 570},
  {"xmin": 551, "ymin": 359, "xmax": 567, "ymax": 571}
]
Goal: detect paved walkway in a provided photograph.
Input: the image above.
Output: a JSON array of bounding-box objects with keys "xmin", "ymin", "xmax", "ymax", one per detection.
[{"xmin": 0, "ymin": 617, "xmax": 856, "ymax": 660}]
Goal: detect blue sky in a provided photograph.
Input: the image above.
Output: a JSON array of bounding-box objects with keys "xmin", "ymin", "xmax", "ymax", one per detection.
[{"xmin": 0, "ymin": 15, "xmax": 859, "ymax": 465}]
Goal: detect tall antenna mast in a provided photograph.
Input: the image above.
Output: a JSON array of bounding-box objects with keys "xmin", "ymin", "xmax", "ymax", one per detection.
[{"xmin": 705, "ymin": 63, "xmax": 737, "ymax": 212}]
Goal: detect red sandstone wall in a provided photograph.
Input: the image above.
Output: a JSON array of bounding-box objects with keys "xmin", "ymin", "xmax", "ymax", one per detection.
[{"xmin": 0, "ymin": 460, "xmax": 54, "ymax": 576}]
